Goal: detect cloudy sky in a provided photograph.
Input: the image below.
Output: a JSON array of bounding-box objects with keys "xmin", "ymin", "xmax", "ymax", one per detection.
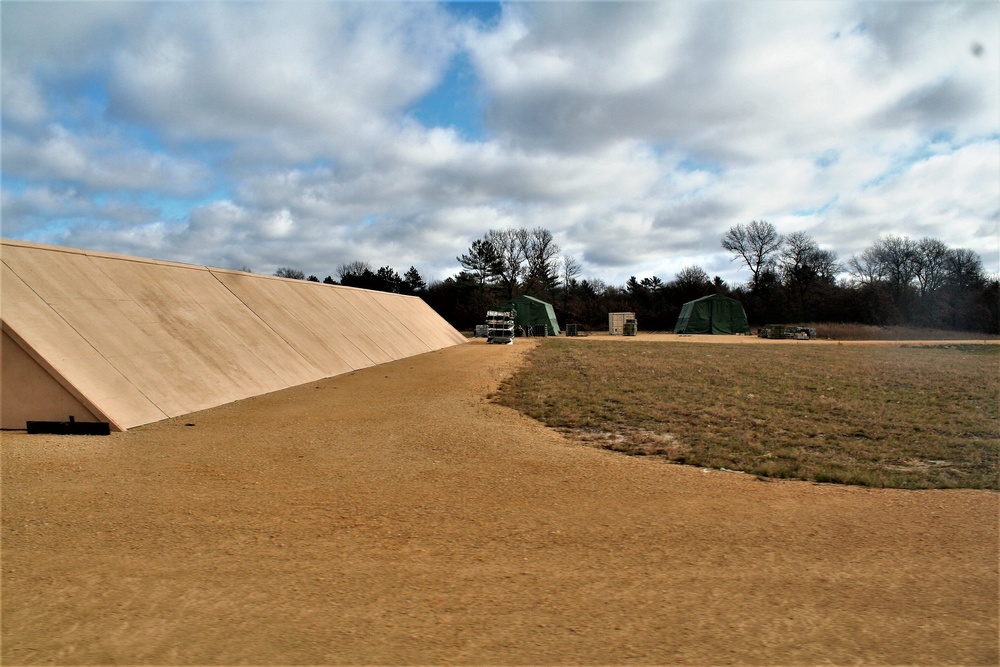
[{"xmin": 2, "ymin": 1, "xmax": 998, "ymax": 286}]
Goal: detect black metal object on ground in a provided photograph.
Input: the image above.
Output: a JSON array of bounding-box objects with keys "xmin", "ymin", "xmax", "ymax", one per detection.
[
  {"xmin": 758, "ymin": 325, "xmax": 817, "ymax": 340},
  {"xmin": 26, "ymin": 417, "xmax": 111, "ymax": 436}
]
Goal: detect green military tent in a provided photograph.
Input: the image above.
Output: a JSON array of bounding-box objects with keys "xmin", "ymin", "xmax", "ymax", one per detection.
[
  {"xmin": 673, "ymin": 294, "xmax": 750, "ymax": 334},
  {"xmin": 499, "ymin": 295, "xmax": 561, "ymax": 336}
]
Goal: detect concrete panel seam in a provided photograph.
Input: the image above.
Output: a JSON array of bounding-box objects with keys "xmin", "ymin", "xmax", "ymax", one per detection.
[
  {"xmin": 210, "ymin": 270, "xmax": 377, "ymax": 371},
  {"xmin": 207, "ymin": 268, "xmax": 325, "ymax": 381}
]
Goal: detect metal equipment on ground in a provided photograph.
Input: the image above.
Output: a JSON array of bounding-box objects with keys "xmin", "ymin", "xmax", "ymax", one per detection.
[
  {"xmin": 758, "ymin": 325, "xmax": 817, "ymax": 339},
  {"xmin": 486, "ymin": 310, "xmax": 515, "ymax": 345}
]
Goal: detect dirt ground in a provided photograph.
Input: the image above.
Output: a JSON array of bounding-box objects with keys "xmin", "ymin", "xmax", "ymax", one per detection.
[
  {"xmin": 2, "ymin": 337, "xmax": 997, "ymax": 665},
  {"xmin": 571, "ymin": 331, "xmax": 1000, "ymax": 345}
]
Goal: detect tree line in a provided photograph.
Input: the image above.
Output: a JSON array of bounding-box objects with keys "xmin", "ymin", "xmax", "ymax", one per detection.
[
  {"xmin": 273, "ymin": 262, "xmax": 427, "ymax": 295},
  {"xmin": 272, "ymin": 221, "xmax": 998, "ymax": 334}
]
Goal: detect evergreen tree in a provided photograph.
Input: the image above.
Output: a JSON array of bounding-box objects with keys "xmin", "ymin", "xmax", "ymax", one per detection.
[{"xmin": 402, "ymin": 266, "xmax": 426, "ymax": 294}]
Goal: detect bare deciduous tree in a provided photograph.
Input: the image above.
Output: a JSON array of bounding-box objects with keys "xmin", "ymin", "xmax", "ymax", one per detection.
[
  {"xmin": 673, "ymin": 265, "xmax": 711, "ymax": 291},
  {"xmin": 337, "ymin": 260, "xmax": 372, "ymax": 282},
  {"xmin": 913, "ymin": 237, "xmax": 952, "ymax": 297},
  {"xmin": 274, "ymin": 267, "xmax": 305, "ymax": 280},
  {"xmin": 872, "ymin": 235, "xmax": 919, "ymax": 296},
  {"xmin": 945, "ymin": 248, "xmax": 986, "ymax": 290},
  {"xmin": 561, "ymin": 255, "xmax": 582, "ymax": 287},
  {"xmin": 780, "ymin": 231, "xmax": 840, "ymax": 285},
  {"xmin": 847, "ymin": 247, "xmax": 885, "ymax": 284},
  {"xmin": 487, "ymin": 228, "xmax": 530, "ymax": 299},
  {"xmin": 721, "ymin": 220, "xmax": 783, "ymax": 290},
  {"xmin": 522, "ymin": 227, "xmax": 561, "ymax": 296}
]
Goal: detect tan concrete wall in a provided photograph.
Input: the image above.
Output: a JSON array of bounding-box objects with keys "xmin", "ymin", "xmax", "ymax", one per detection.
[
  {"xmin": 1, "ymin": 239, "xmax": 465, "ymax": 430},
  {"xmin": 1, "ymin": 260, "xmax": 166, "ymax": 430},
  {"xmin": 1, "ymin": 329, "xmax": 103, "ymax": 428}
]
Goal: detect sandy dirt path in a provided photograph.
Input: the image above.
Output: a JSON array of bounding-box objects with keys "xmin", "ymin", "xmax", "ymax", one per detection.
[{"xmin": 2, "ymin": 338, "xmax": 997, "ymax": 665}]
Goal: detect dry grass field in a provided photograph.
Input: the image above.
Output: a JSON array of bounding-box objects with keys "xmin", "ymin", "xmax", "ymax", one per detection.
[
  {"xmin": 496, "ymin": 338, "xmax": 999, "ymax": 489},
  {"xmin": 573, "ymin": 322, "xmax": 1000, "ymax": 340},
  {"xmin": 2, "ymin": 337, "xmax": 998, "ymax": 665},
  {"xmin": 806, "ymin": 322, "xmax": 999, "ymax": 341}
]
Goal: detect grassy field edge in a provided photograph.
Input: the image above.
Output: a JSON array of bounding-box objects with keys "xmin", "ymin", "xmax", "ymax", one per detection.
[{"xmin": 494, "ymin": 338, "xmax": 1000, "ymax": 490}]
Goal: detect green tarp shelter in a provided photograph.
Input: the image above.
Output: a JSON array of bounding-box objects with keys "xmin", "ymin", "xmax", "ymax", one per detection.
[
  {"xmin": 673, "ymin": 294, "xmax": 750, "ymax": 334},
  {"xmin": 499, "ymin": 295, "xmax": 561, "ymax": 335}
]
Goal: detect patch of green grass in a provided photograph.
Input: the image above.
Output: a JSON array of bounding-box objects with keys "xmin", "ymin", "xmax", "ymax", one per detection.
[{"xmin": 495, "ymin": 340, "xmax": 1000, "ymax": 489}]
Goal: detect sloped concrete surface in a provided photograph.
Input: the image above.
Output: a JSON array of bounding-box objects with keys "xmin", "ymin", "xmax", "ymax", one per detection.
[{"xmin": 1, "ymin": 239, "xmax": 465, "ymax": 430}]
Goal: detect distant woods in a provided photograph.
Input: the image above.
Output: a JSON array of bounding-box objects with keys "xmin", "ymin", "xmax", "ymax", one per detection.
[
  {"xmin": 272, "ymin": 261, "xmax": 426, "ymax": 295},
  {"xmin": 269, "ymin": 222, "xmax": 998, "ymax": 334},
  {"xmin": 718, "ymin": 221, "xmax": 996, "ymax": 334}
]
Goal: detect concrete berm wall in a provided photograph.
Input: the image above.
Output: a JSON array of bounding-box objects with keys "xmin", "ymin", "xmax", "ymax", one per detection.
[{"xmin": 1, "ymin": 239, "xmax": 466, "ymax": 431}]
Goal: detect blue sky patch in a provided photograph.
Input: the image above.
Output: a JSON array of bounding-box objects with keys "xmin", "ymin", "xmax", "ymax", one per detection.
[
  {"xmin": 442, "ymin": 1, "xmax": 503, "ymax": 27},
  {"xmin": 677, "ymin": 155, "xmax": 724, "ymax": 175},
  {"xmin": 814, "ymin": 149, "xmax": 841, "ymax": 169},
  {"xmin": 793, "ymin": 195, "xmax": 839, "ymax": 217},
  {"xmin": 408, "ymin": 50, "xmax": 487, "ymax": 141}
]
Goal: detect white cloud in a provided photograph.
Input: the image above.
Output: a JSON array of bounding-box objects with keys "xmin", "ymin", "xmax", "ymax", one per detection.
[
  {"xmin": 107, "ymin": 3, "xmax": 458, "ymax": 159},
  {"xmin": 0, "ymin": 66, "xmax": 47, "ymax": 126},
  {"xmin": 261, "ymin": 208, "xmax": 295, "ymax": 239},
  {"xmin": 830, "ymin": 139, "xmax": 1000, "ymax": 256},
  {"xmin": 2, "ymin": 125, "xmax": 211, "ymax": 194},
  {"xmin": 0, "ymin": 184, "xmax": 160, "ymax": 238},
  {"xmin": 0, "ymin": 2, "xmax": 150, "ymax": 73},
  {"xmin": 471, "ymin": 2, "xmax": 997, "ymax": 161},
  {"xmin": 1, "ymin": 1, "xmax": 997, "ymax": 288}
]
